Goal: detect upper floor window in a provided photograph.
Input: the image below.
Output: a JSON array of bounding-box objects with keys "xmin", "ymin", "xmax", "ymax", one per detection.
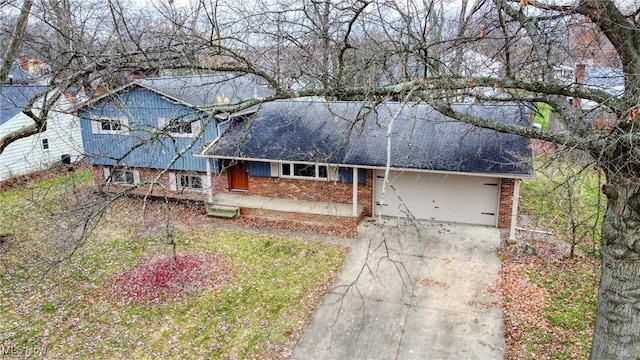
[
  {"xmin": 91, "ymin": 116, "xmax": 129, "ymax": 135},
  {"xmin": 101, "ymin": 119, "xmax": 122, "ymax": 131},
  {"xmin": 41, "ymin": 138, "xmax": 49, "ymax": 150},
  {"xmin": 281, "ymin": 162, "xmax": 328, "ymax": 180},
  {"xmin": 159, "ymin": 117, "xmax": 201, "ymax": 137}
]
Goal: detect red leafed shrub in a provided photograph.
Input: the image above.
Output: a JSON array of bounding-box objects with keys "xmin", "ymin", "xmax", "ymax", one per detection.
[{"xmin": 111, "ymin": 252, "xmax": 232, "ymax": 304}]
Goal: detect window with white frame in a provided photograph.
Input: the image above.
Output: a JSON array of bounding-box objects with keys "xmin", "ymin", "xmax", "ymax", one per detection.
[
  {"xmin": 179, "ymin": 174, "xmax": 203, "ymax": 190},
  {"xmin": 91, "ymin": 116, "xmax": 129, "ymax": 134},
  {"xmin": 281, "ymin": 162, "xmax": 328, "ymax": 180},
  {"xmin": 101, "ymin": 119, "xmax": 121, "ymax": 131},
  {"xmin": 169, "ymin": 172, "xmax": 207, "ymax": 192},
  {"xmin": 158, "ymin": 117, "xmax": 201, "ymax": 137},
  {"xmin": 110, "ymin": 169, "xmax": 139, "ymax": 185},
  {"xmin": 41, "ymin": 138, "xmax": 49, "ymax": 150}
]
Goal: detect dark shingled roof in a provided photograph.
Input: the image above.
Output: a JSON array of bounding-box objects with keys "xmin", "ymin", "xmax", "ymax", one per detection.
[
  {"xmin": 138, "ymin": 74, "xmax": 273, "ymax": 106},
  {"xmin": 204, "ymin": 100, "xmax": 533, "ymax": 176}
]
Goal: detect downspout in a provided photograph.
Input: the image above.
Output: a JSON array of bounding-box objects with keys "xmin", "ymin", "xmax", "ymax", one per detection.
[
  {"xmin": 509, "ymin": 179, "xmax": 521, "ymax": 240},
  {"xmin": 352, "ymin": 166, "xmax": 359, "ymax": 216},
  {"xmin": 206, "ymin": 158, "xmax": 214, "ymax": 203},
  {"xmin": 571, "ymin": 64, "xmax": 586, "ymax": 108}
]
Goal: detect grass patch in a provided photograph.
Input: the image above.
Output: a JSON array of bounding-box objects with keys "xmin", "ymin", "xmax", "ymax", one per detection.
[
  {"xmin": 526, "ymin": 260, "xmax": 598, "ymax": 358},
  {"xmin": 0, "ymin": 170, "xmax": 348, "ymax": 358}
]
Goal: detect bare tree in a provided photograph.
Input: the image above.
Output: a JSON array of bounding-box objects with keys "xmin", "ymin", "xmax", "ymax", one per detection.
[
  {"xmin": 0, "ymin": 0, "xmax": 33, "ymax": 86},
  {"xmin": 167, "ymin": 1, "xmax": 640, "ymax": 357},
  {"xmin": 5, "ymin": 0, "xmax": 640, "ymax": 357}
]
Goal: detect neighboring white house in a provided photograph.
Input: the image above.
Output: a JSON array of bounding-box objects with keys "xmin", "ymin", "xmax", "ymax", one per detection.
[{"xmin": 0, "ymin": 85, "xmax": 83, "ymax": 181}]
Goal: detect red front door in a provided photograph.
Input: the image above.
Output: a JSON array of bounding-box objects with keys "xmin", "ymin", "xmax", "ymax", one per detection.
[{"xmin": 229, "ymin": 161, "xmax": 249, "ymax": 191}]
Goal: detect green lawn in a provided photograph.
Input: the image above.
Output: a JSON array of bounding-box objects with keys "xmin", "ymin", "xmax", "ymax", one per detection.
[{"xmin": 0, "ymin": 169, "xmax": 348, "ymax": 358}]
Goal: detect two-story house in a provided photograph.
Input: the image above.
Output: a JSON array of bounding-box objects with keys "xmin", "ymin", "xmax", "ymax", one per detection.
[{"xmin": 79, "ymin": 74, "xmax": 272, "ymax": 199}]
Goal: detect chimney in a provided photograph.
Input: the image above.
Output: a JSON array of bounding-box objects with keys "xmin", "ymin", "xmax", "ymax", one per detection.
[
  {"xmin": 19, "ymin": 54, "xmax": 29, "ymax": 71},
  {"xmin": 64, "ymin": 87, "xmax": 79, "ymax": 103},
  {"xmin": 572, "ymin": 64, "xmax": 586, "ymax": 108}
]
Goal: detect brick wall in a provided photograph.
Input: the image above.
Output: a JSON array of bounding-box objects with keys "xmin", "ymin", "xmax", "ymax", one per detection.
[
  {"xmin": 92, "ymin": 165, "xmax": 220, "ymax": 201},
  {"xmin": 92, "ymin": 164, "xmax": 368, "ymax": 236},
  {"xmin": 93, "ymin": 164, "xmax": 518, "ymax": 231},
  {"xmin": 211, "ymin": 171, "xmax": 229, "ymax": 194},
  {"xmin": 498, "ymin": 178, "xmax": 515, "ymax": 229},
  {"xmin": 239, "ymin": 170, "xmax": 374, "ymax": 216},
  {"xmin": 240, "ymin": 208, "xmax": 360, "ymax": 237}
]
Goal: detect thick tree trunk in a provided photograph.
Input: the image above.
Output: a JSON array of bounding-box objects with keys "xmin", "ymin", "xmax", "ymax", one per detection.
[
  {"xmin": 591, "ymin": 181, "xmax": 640, "ymax": 359},
  {"xmin": 0, "ymin": 0, "xmax": 34, "ymax": 85}
]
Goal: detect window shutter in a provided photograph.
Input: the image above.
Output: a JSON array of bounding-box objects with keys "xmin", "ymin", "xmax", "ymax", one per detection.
[
  {"xmin": 270, "ymin": 162, "xmax": 279, "ymax": 177},
  {"xmin": 192, "ymin": 120, "xmax": 202, "ymax": 135},
  {"xmin": 158, "ymin": 117, "xmax": 168, "ymax": 131},
  {"xmin": 201, "ymin": 174, "xmax": 211, "ymax": 191},
  {"xmin": 119, "ymin": 117, "xmax": 130, "ymax": 134},
  {"xmin": 91, "ymin": 119, "xmax": 101, "ymax": 134},
  {"xmin": 133, "ymin": 170, "xmax": 141, "ymax": 184},
  {"xmin": 103, "ymin": 167, "xmax": 111, "ymax": 181},
  {"xmin": 328, "ymin": 165, "xmax": 339, "ymax": 181},
  {"xmin": 169, "ymin": 172, "xmax": 177, "ymax": 191}
]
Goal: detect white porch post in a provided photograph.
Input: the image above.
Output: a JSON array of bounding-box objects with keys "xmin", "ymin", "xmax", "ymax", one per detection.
[
  {"xmin": 509, "ymin": 179, "xmax": 521, "ymax": 240},
  {"xmin": 206, "ymin": 158, "xmax": 214, "ymax": 203},
  {"xmin": 352, "ymin": 166, "xmax": 359, "ymax": 216}
]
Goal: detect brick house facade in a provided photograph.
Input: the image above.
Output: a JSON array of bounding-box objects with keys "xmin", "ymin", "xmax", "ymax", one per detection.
[
  {"xmin": 92, "ymin": 164, "xmax": 517, "ymax": 234},
  {"xmin": 498, "ymin": 178, "xmax": 516, "ymax": 229},
  {"xmin": 243, "ymin": 170, "xmax": 374, "ymax": 217}
]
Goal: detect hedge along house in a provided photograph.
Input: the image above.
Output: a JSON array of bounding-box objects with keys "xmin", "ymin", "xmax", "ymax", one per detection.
[
  {"xmin": 80, "ymin": 74, "xmax": 272, "ymax": 199},
  {"xmin": 200, "ymin": 100, "xmax": 533, "ymax": 237}
]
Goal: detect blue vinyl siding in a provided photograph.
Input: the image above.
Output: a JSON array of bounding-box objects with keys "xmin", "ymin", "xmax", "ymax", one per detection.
[
  {"xmin": 248, "ymin": 161, "xmax": 272, "ymax": 177},
  {"xmin": 80, "ymin": 86, "xmax": 218, "ymax": 172},
  {"xmin": 210, "ymin": 158, "xmax": 220, "ymax": 174},
  {"xmin": 339, "ymin": 167, "xmax": 365, "ymax": 184}
]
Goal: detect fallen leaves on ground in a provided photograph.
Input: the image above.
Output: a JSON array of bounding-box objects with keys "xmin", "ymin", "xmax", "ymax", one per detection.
[
  {"xmin": 419, "ymin": 277, "xmax": 450, "ymax": 288},
  {"xmin": 495, "ymin": 233, "xmax": 599, "ymax": 360},
  {"xmin": 110, "ymin": 252, "xmax": 233, "ymax": 305}
]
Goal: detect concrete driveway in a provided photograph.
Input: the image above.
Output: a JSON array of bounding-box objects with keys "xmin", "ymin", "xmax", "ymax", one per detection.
[{"xmin": 291, "ymin": 220, "xmax": 505, "ymax": 359}]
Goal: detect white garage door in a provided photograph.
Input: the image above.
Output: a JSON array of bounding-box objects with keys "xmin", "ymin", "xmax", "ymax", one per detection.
[{"xmin": 374, "ymin": 170, "xmax": 500, "ymax": 226}]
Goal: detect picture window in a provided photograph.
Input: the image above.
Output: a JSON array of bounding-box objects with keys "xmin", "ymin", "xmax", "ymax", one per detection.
[{"xmin": 281, "ymin": 162, "xmax": 328, "ymax": 180}]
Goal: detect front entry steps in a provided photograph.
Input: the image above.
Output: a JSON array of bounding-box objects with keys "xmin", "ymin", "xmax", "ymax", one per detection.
[{"xmin": 206, "ymin": 204, "xmax": 240, "ymax": 219}]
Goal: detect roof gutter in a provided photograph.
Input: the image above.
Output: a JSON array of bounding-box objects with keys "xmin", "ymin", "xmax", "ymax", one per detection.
[{"xmin": 196, "ymin": 154, "xmax": 533, "ymax": 179}]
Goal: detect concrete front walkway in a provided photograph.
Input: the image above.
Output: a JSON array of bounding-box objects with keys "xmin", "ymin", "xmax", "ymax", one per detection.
[
  {"xmin": 211, "ymin": 192, "xmax": 364, "ymax": 217},
  {"xmin": 292, "ymin": 220, "xmax": 505, "ymax": 359}
]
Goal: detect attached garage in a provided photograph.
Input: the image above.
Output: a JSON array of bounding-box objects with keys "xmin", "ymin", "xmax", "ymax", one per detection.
[
  {"xmin": 204, "ymin": 100, "xmax": 533, "ymax": 236},
  {"xmin": 374, "ymin": 170, "xmax": 500, "ymax": 226}
]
